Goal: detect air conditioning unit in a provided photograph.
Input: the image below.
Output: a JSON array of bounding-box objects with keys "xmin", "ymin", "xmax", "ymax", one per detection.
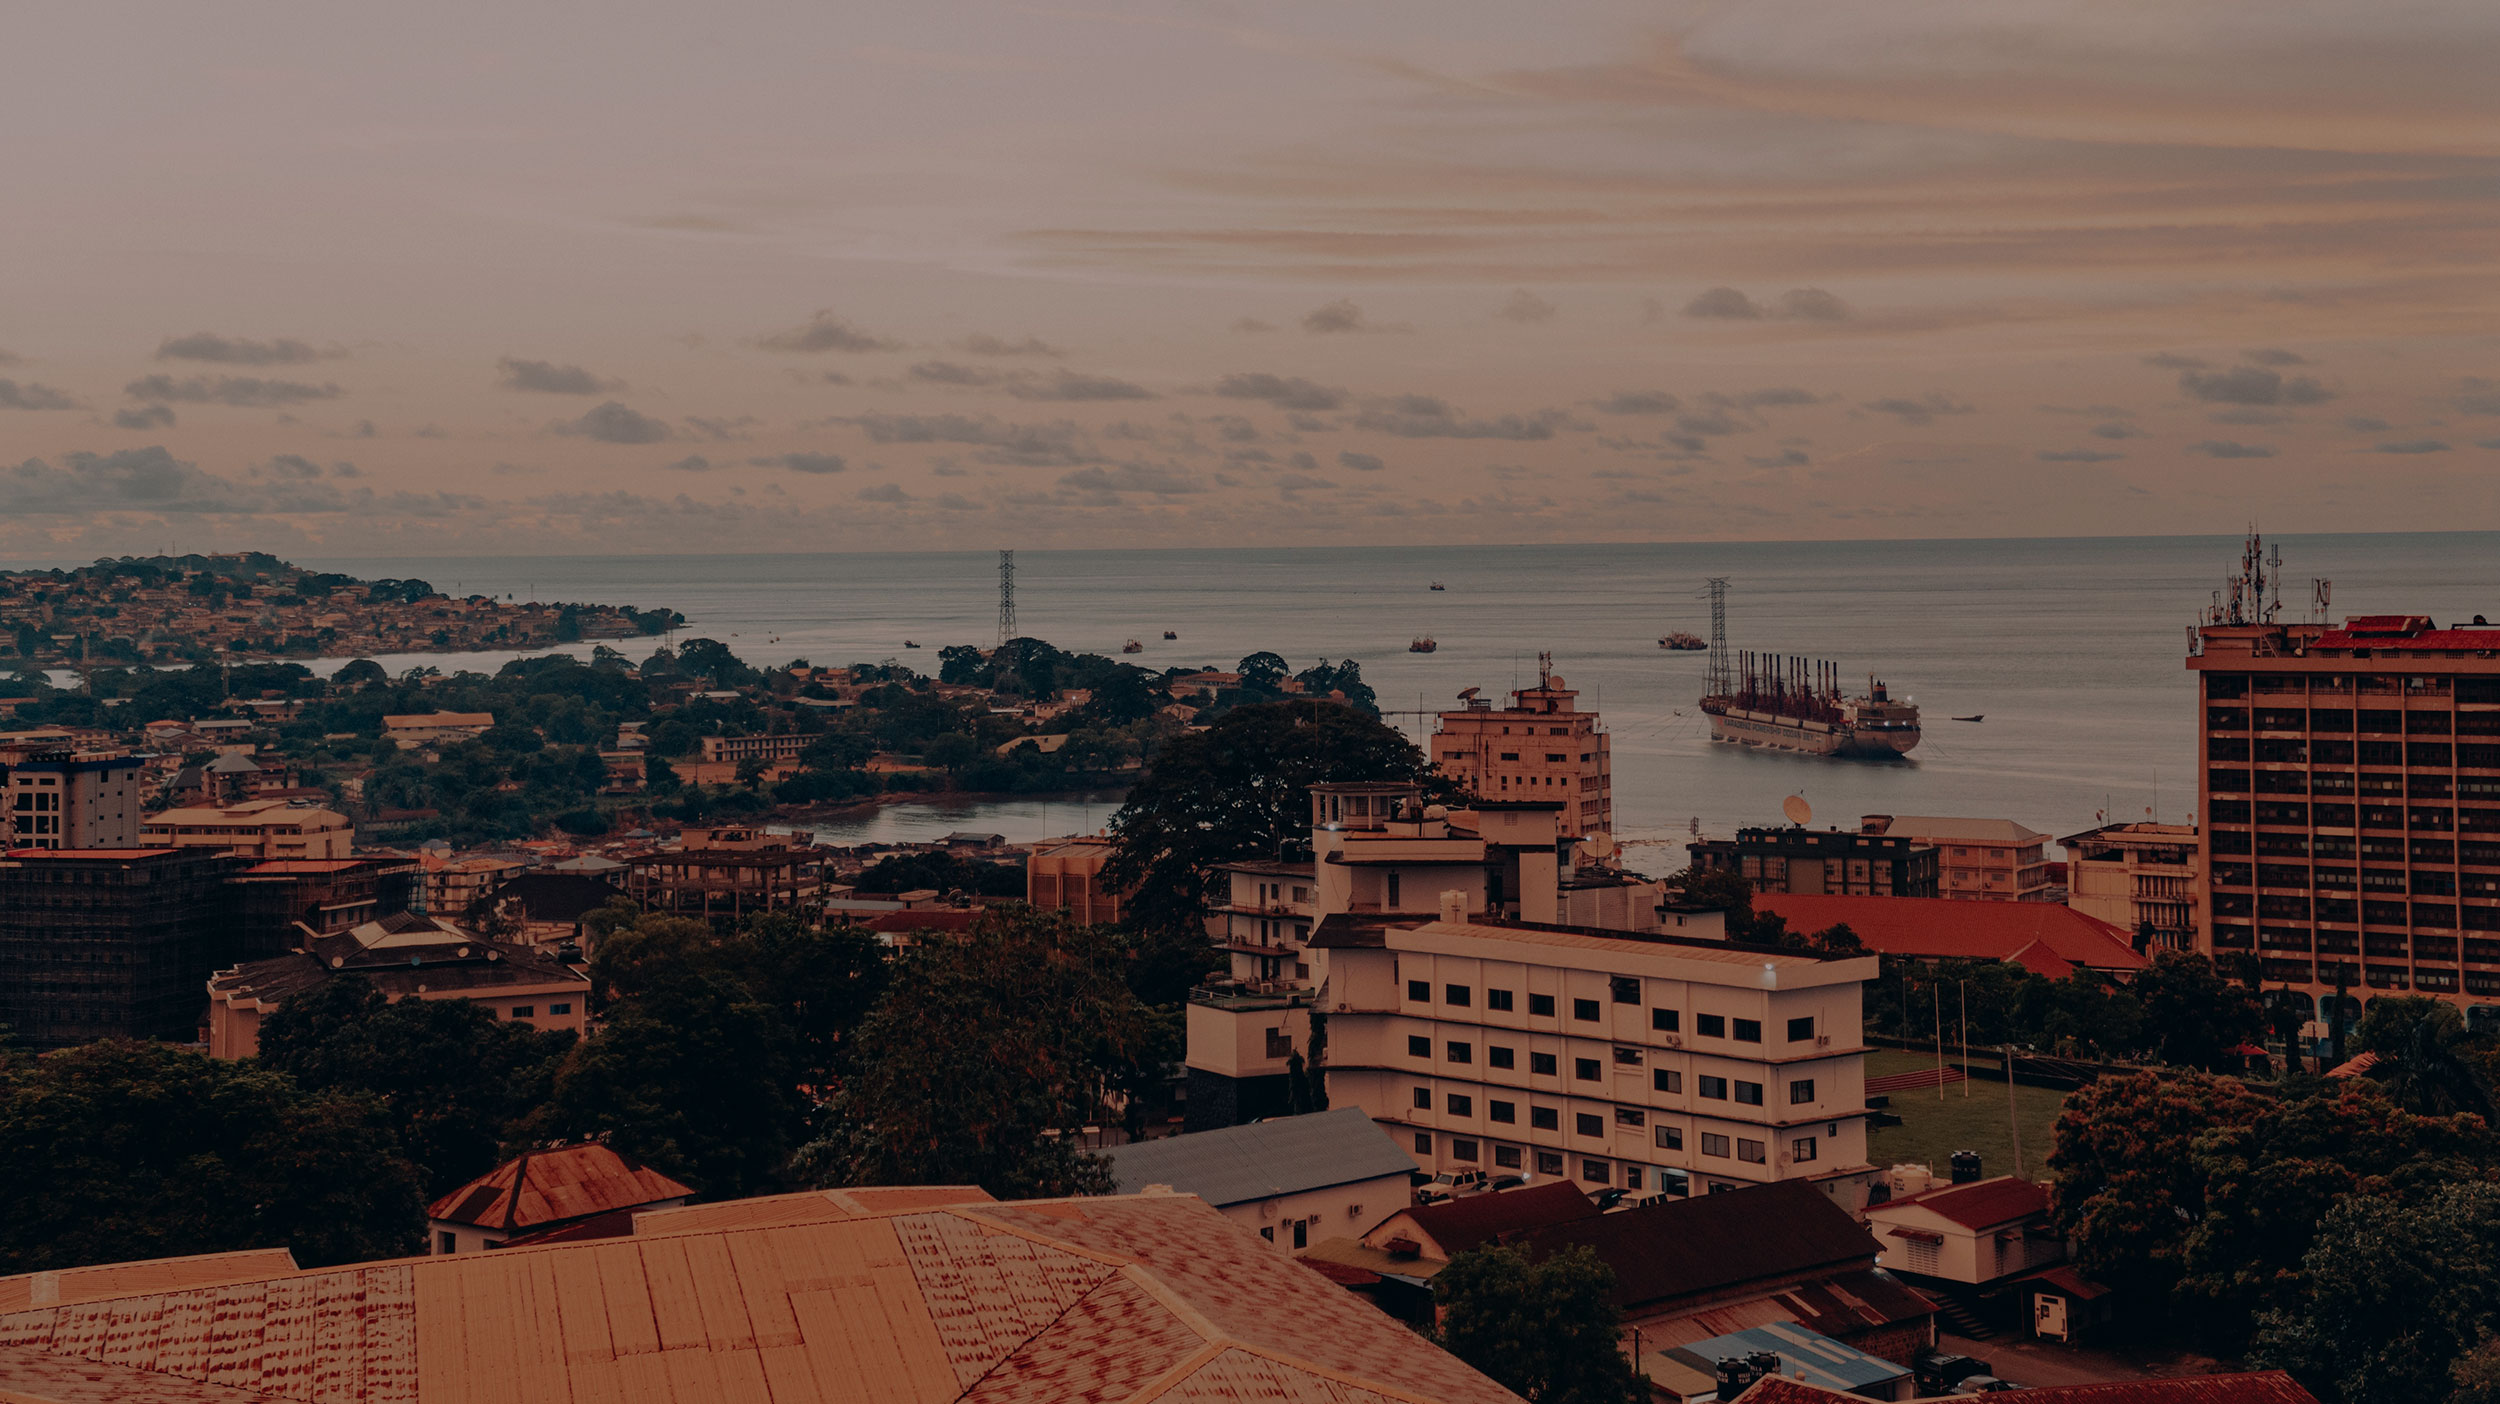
[
  {"xmin": 1815, "ymin": 1034, "xmax": 1831, "ymax": 1048},
  {"xmin": 1661, "ymin": 1034, "xmax": 1683, "ymax": 1048}
]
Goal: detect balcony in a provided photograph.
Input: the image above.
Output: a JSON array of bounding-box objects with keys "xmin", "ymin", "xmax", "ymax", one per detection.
[{"xmin": 1188, "ymin": 981, "xmax": 1315, "ymax": 1012}]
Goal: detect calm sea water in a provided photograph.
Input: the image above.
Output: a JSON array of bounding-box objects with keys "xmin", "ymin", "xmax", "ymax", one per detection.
[{"xmin": 253, "ymin": 534, "xmax": 2495, "ymax": 856}]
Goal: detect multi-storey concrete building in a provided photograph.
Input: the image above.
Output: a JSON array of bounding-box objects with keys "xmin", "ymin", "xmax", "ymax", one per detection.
[
  {"xmin": 1025, "ymin": 834, "xmax": 1129, "ymax": 925},
  {"xmin": 0, "ymin": 846, "xmax": 242, "ymax": 1049},
  {"xmin": 1688, "ymin": 826, "xmax": 1939, "ymax": 897},
  {"xmin": 139, "ymin": 797, "xmax": 354, "ymax": 861},
  {"xmin": 2, "ymin": 751, "xmax": 143, "ymax": 850},
  {"xmin": 698, "ymin": 732, "xmax": 812, "ymax": 764},
  {"xmin": 1862, "ymin": 816, "xmax": 2054, "ymax": 902},
  {"xmin": 2192, "ymin": 604, "xmax": 2500, "ymax": 1018},
  {"xmin": 1431, "ymin": 657, "xmax": 1612, "ymax": 837},
  {"xmin": 2060, "ymin": 822, "xmax": 2200, "ymax": 952}
]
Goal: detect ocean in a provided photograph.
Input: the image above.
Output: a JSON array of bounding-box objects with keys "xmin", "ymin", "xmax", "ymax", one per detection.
[{"xmin": 225, "ymin": 532, "xmax": 2500, "ymax": 858}]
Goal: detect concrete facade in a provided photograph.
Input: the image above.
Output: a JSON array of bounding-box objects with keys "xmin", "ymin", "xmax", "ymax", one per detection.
[
  {"xmin": 1431, "ymin": 661, "xmax": 1612, "ymax": 837},
  {"xmin": 2060, "ymin": 822, "xmax": 2200, "ymax": 953}
]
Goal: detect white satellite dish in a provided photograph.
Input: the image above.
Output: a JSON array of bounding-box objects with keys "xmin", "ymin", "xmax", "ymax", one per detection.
[
  {"xmin": 1585, "ymin": 832, "xmax": 1616, "ymax": 859},
  {"xmin": 1782, "ymin": 794, "xmax": 1813, "ymax": 827}
]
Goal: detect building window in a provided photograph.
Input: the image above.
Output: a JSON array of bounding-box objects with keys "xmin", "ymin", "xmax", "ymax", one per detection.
[
  {"xmin": 1572, "ymin": 998, "xmax": 1601, "ymax": 1022},
  {"xmin": 1698, "ymin": 1075, "xmax": 1729, "ymax": 1100},
  {"xmin": 509, "ymin": 1006, "xmax": 534, "ymax": 1019},
  {"xmin": 1734, "ymin": 1081, "xmax": 1765, "ymax": 1106},
  {"xmin": 1701, "ymin": 1133, "xmax": 1731, "ymax": 1157},
  {"xmin": 1625, "ymin": 1166, "xmax": 1646, "ymax": 1190},
  {"xmin": 1903, "ymin": 1237, "xmax": 1938, "ymax": 1272},
  {"xmin": 1733, "ymin": 1019, "xmax": 1762, "ymax": 1043},
  {"xmin": 1531, "ymin": 1052, "xmax": 1558, "ymax": 1076},
  {"xmin": 1489, "ymin": 1046, "xmax": 1516, "ymax": 1069},
  {"xmin": 1612, "ymin": 1046, "xmax": 1642, "ymax": 1066},
  {"xmin": 1610, "ymin": 976, "xmax": 1639, "ymax": 1004},
  {"xmin": 1408, "ymin": 1035, "xmax": 1431, "ymax": 1058},
  {"xmin": 1529, "ymin": 993, "xmax": 1556, "ymax": 1017},
  {"xmin": 1451, "ymin": 1138, "xmax": 1480, "ymax": 1163},
  {"xmin": 1407, "ymin": 980, "xmax": 1431, "ymax": 1003},
  {"xmin": 438, "ymin": 1232, "xmax": 457, "ymax": 1254},
  {"xmin": 1490, "ymin": 1100, "xmax": 1516, "ymax": 1124},
  {"xmin": 1447, "ymin": 1095, "xmax": 1473, "ymax": 1117},
  {"xmin": 1294, "ymin": 1218, "xmax": 1310, "ymax": 1249},
  {"xmin": 1488, "ymin": 988, "xmax": 1515, "ymax": 1011},
  {"xmin": 1696, "ymin": 1013, "xmax": 1726, "ymax": 1038},
  {"xmin": 1532, "ymin": 1106, "xmax": 1560, "ymax": 1130},
  {"xmin": 1651, "ymin": 1009, "xmax": 1680, "ymax": 1033},
  {"xmin": 1445, "ymin": 984, "xmax": 1473, "ymax": 1007},
  {"xmin": 1653, "ymin": 1069, "xmax": 1682, "ymax": 1094},
  {"xmin": 1413, "ymin": 1087, "xmax": 1433, "ymax": 1110},
  {"xmin": 1615, "ymin": 1107, "xmax": 1646, "ymax": 1128},
  {"xmin": 1496, "ymin": 1145, "xmax": 1523, "ymax": 1169},
  {"xmin": 1447, "ymin": 1041, "xmax": 1474, "ymax": 1064},
  {"xmin": 1415, "ymin": 1133, "xmax": 1433, "ymax": 1155},
  {"xmin": 1267, "ymin": 1028, "xmax": 1294, "ymax": 1059},
  {"xmin": 1387, "ymin": 873, "xmax": 1401, "ymax": 906},
  {"xmin": 1787, "ymin": 1016, "xmax": 1816, "ymax": 1042},
  {"xmin": 1576, "ymin": 1113, "xmax": 1604, "ymax": 1137},
  {"xmin": 1574, "ymin": 1058, "xmax": 1601, "ymax": 1081},
  {"xmin": 1536, "ymin": 1151, "xmax": 1565, "ymax": 1176},
  {"xmin": 1792, "ymin": 1136, "xmax": 1818, "ymax": 1163},
  {"xmin": 1737, "ymin": 1139, "xmax": 1767, "ymax": 1164},
  {"xmin": 1582, "ymin": 1159, "xmax": 1611, "ymax": 1184},
  {"xmin": 548, "ymin": 1002, "xmax": 571, "ymax": 1016},
  {"xmin": 1789, "ymin": 1079, "xmax": 1815, "ymax": 1104},
  {"xmin": 1655, "ymin": 1126, "xmax": 1684, "ymax": 1151}
]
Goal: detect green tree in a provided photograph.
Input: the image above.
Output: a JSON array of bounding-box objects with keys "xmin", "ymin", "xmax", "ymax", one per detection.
[
  {"xmin": 255, "ymin": 977, "xmax": 576, "ymax": 1196},
  {"xmin": 0, "ymin": 1040, "xmax": 425, "ymax": 1272},
  {"xmin": 2251, "ymin": 1183, "xmax": 2500, "ymax": 1404},
  {"xmin": 1236, "ymin": 651, "xmax": 1290, "ymax": 694},
  {"xmin": 1104, "ymin": 699, "xmax": 1445, "ymax": 937},
  {"xmin": 334, "ymin": 658, "xmax": 388, "ymax": 688},
  {"xmin": 797, "ymin": 907, "xmax": 1160, "ymax": 1198},
  {"xmin": 2450, "ymin": 1338, "xmax": 2500, "ymax": 1404},
  {"xmin": 2358, "ymin": 997, "xmax": 2493, "ymax": 1119},
  {"xmin": 1433, "ymin": 1243, "xmax": 1644, "ymax": 1404},
  {"xmin": 2133, "ymin": 952, "xmax": 2268, "ymax": 1071},
  {"xmin": 2047, "ymin": 1070, "xmax": 2270, "ymax": 1305}
]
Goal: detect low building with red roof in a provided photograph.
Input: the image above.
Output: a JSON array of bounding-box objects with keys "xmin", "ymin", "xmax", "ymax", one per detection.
[
  {"xmin": 1862, "ymin": 1175, "xmax": 2061, "ymax": 1289},
  {"xmin": 1754, "ymin": 893, "xmax": 2146, "ymax": 979},
  {"xmin": 425, "ymin": 1140, "xmax": 695, "ymax": 1254}
]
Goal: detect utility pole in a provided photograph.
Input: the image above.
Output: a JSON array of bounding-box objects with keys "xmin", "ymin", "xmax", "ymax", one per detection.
[
  {"xmin": 2005, "ymin": 1043, "xmax": 2023, "ymax": 1177},
  {"xmin": 997, "ymin": 550, "xmax": 1017, "ymax": 650}
]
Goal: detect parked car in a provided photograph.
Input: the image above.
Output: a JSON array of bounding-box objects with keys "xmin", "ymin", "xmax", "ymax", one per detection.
[
  {"xmin": 1488, "ymin": 1174, "xmax": 1528, "ymax": 1192},
  {"xmin": 1412, "ymin": 1169, "xmax": 1490, "ymax": 1204},
  {"xmin": 1915, "ymin": 1355, "xmax": 1997, "ymax": 1396},
  {"xmin": 1592, "ymin": 1187, "xmax": 1631, "ymax": 1211},
  {"xmin": 1953, "ymin": 1378, "xmax": 2021, "ymax": 1394}
]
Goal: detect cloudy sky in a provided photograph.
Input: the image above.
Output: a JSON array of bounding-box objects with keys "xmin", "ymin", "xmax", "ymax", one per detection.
[{"xmin": 3, "ymin": 0, "xmax": 2497, "ymax": 557}]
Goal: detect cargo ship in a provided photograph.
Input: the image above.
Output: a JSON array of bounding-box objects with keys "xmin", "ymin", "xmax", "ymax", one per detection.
[{"xmin": 1694, "ymin": 578, "xmax": 1919, "ymax": 758}]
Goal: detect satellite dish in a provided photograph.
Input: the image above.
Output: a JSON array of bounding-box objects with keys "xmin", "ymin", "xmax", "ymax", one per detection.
[
  {"xmin": 1782, "ymin": 794, "xmax": 1813, "ymax": 827},
  {"xmin": 1585, "ymin": 832, "xmax": 1616, "ymax": 859}
]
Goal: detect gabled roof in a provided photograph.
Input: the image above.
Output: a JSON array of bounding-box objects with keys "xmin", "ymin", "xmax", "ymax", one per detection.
[
  {"xmin": 1402, "ymin": 1179, "xmax": 1597, "ymax": 1255},
  {"xmin": 0, "ymin": 1191, "xmax": 1524, "ymax": 1404},
  {"xmin": 1519, "ymin": 1180, "xmax": 1879, "ymax": 1310},
  {"xmin": 1869, "ymin": 1176, "xmax": 2049, "ymax": 1232},
  {"xmin": 1100, "ymin": 1108, "xmax": 1418, "ymax": 1208},
  {"xmin": 1753, "ymin": 893, "xmax": 2147, "ymax": 975},
  {"xmin": 425, "ymin": 1142, "xmax": 695, "ymax": 1232},
  {"xmin": 1874, "ymin": 816, "xmax": 2049, "ymax": 845}
]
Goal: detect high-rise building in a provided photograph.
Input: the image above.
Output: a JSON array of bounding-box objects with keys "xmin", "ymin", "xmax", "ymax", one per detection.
[
  {"xmin": 1430, "ymin": 656, "xmax": 1612, "ymax": 837},
  {"xmin": 0, "ymin": 847, "xmax": 242, "ymax": 1049},
  {"xmin": 2190, "ymin": 541, "xmax": 2500, "ymax": 1018},
  {"xmin": 2, "ymin": 750, "xmax": 143, "ymax": 850},
  {"xmin": 2060, "ymin": 822, "xmax": 2200, "ymax": 952}
]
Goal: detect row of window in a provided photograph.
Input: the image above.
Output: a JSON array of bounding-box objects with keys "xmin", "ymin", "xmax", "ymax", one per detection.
[
  {"xmin": 1402, "ymin": 978, "xmax": 1814, "ymax": 1043},
  {"xmin": 1410, "ymin": 1081, "xmax": 1813, "ymax": 1126},
  {"xmin": 507, "ymin": 1002, "xmax": 571, "ymax": 1018},
  {"xmin": 1411, "ymin": 1131, "xmax": 1818, "ymax": 1176},
  {"xmin": 1402, "ymin": 1040, "xmax": 1817, "ymax": 1104}
]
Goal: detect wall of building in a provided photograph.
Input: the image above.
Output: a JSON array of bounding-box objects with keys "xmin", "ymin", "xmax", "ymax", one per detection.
[{"xmin": 1214, "ymin": 1172, "xmax": 1412, "ymax": 1253}]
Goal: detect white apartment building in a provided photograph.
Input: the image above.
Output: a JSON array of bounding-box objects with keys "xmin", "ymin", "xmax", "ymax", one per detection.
[
  {"xmin": 3, "ymin": 751, "xmax": 142, "ymax": 850},
  {"xmin": 1314, "ymin": 903, "xmax": 1875, "ymax": 1199}
]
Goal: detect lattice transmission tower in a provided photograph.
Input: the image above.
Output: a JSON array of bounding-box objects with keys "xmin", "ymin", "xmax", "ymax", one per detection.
[{"xmin": 997, "ymin": 550, "xmax": 1017, "ymax": 649}]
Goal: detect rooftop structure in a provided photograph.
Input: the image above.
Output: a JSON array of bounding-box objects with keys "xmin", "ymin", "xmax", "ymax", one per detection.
[
  {"xmin": 0, "ymin": 846, "xmax": 243, "ymax": 1050},
  {"xmin": 1862, "ymin": 816, "xmax": 2054, "ymax": 903},
  {"xmin": 2060, "ymin": 822, "xmax": 2200, "ymax": 954},
  {"xmin": 0, "ymin": 1189, "xmax": 1524, "ymax": 1404},
  {"xmin": 624, "ymin": 832, "xmax": 823, "ymax": 920},
  {"xmin": 1662, "ymin": 1321, "xmax": 1912, "ymax": 1402},
  {"xmin": 206, "ymin": 911, "xmax": 588, "ymax": 1058},
  {"xmin": 2, "ymin": 750, "xmax": 142, "ymax": 851},
  {"xmin": 1688, "ymin": 827, "xmax": 1939, "ymax": 899},
  {"xmin": 138, "ymin": 798, "xmax": 353, "ymax": 862},
  {"xmin": 1099, "ymin": 1107, "xmax": 1418, "ymax": 1251},
  {"xmin": 382, "ymin": 711, "xmax": 497, "ymax": 748},
  {"xmin": 1752, "ymin": 893, "xmax": 2147, "ymax": 979},
  {"xmin": 426, "ymin": 1141, "xmax": 695, "ymax": 1255},
  {"xmin": 1431, "ymin": 655, "xmax": 1613, "ymax": 837}
]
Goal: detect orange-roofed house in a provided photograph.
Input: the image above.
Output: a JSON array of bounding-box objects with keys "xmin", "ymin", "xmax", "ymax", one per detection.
[
  {"xmin": 1861, "ymin": 1175, "xmax": 2061, "ymax": 1288},
  {"xmin": 1752, "ymin": 893, "xmax": 2147, "ymax": 979},
  {"xmin": 426, "ymin": 1141, "xmax": 695, "ymax": 1254},
  {"xmin": 0, "ymin": 1188, "xmax": 1528, "ymax": 1404}
]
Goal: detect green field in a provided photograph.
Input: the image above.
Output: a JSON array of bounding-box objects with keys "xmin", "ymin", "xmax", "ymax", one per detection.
[{"xmin": 1863, "ymin": 1048, "xmax": 2072, "ymax": 1180}]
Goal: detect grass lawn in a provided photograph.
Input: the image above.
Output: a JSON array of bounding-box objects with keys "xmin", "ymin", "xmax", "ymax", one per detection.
[{"xmin": 1864, "ymin": 1048, "xmax": 2072, "ymax": 1180}]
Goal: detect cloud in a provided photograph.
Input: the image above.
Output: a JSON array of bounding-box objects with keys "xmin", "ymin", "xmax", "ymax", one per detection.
[
  {"xmin": 2178, "ymin": 366, "xmax": 2332, "ymax": 406},
  {"xmin": 155, "ymin": 333, "xmax": 331, "ymax": 366},
  {"xmin": 1684, "ymin": 287, "xmax": 1763, "ymax": 320},
  {"xmin": 113, "ymin": 405, "xmax": 175, "ymax": 430},
  {"xmin": 2038, "ymin": 448, "xmax": 2125, "ymax": 462},
  {"xmin": 857, "ymin": 482, "xmax": 910, "ymax": 503},
  {"xmin": 0, "ymin": 447, "xmax": 477, "ymax": 517},
  {"xmin": 1864, "ymin": 393, "xmax": 1977, "ymax": 425},
  {"xmin": 757, "ymin": 311, "xmax": 903, "ymax": 353},
  {"xmin": 496, "ymin": 358, "xmax": 617, "ymax": 395},
  {"xmin": 553, "ymin": 401, "xmax": 673, "ymax": 444},
  {"xmin": 2344, "ymin": 416, "xmax": 2393, "ymax": 433},
  {"xmin": 1302, "ymin": 299, "xmax": 1368, "ymax": 334},
  {"xmin": 1677, "ymin": 410, "xmax": 1745, "ymax": 436},
  {"xmin": 124, "ymin": 374, "xmax": 342, "ymax": 407},
  {"xmin": 956, "ymin": 334, "xmax": 1058, "ymax": 357},
  {"xmin": 1775, "ymin": 288, "xmax": 1852, "ymax": 321},
  {"xmin": 1230, "ymin": 318, "xmax": 1274, "ymax": 334},
  {"xmin": 2190, "ymin": 440, "xmax": 2276, "ymax": 459},
  {"xmin": 1059, "ymin": 463, "xmax": 1204, "ymax": 496},
  {"xmin": 1725, "ymin": 387, "xmax": 1821, "ymax": 408},
  {"xmin": 2373, "ymin": 439, "xmax": 2451, "ymax": 454},
  {"xmin": 2143, "ymin": 353, "xmax": 2207, "ymax": 369},
  {"xmin": 846, "ymin": 413, "xmax": 1092, "ymax": 466},
  {"xmin": 1008, "ymin": 371, "xmax": 1153, "ymax": 402},
  {"xmin": 1747, "ymin": 449, "xmax": 1812, "ymax": 467},
  {"xmin": 684, "ymin": 415, "xmax": 760, "ymax": 441},
  {"xmin": 0, "ymin": 380, "xmax": 80, "ymax": 411},
  {"xmin": 2242, "ymin": 349, "xmax": 2308, "ymax": 366},
  {"xmin": 2091, "ymin": 421, "xmax": 2145, "ymax": 440},
  {"xmin": 1495, "ymin": 289, "xmax": 1557, "ymax": 323},
  {"xmin": 2211, "ymin": 407, "xmax": 2291, "ymax": 426},
  {"xmin": 1594, "ymin": 391, "xmax": 1680, "ymax": 415},
  {"xmin": 2455, "ymin": 379, "xmax": 2500, "ymax": 415},
  {"xmin": 1353, "ymin": 395, "xmax": 1571, "ymax": 440},
  {"xmin": 750, "ymin": 452, "xmax": 847, "ymax": 474},
  {"xmin": 1338, "ymin": 450, "xmax": 1385, "ymax": 472},
  {"xmin": 1214, "ymin": 373, "xmax": 1346, "ymax": 412},
  {"xmin": 910, "ymin": 360, "xmax": 999, "ymax": 386},
  {"xmin": 662, "ymin": 455, "xmax": 714, "ymax": 472},
  {"xmin": 0, "ymin": 349, "xmax": 18, "ymax": 366}
]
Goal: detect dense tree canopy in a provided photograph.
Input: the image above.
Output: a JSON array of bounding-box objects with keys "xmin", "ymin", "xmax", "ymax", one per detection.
[
  {"xmin": 2252, "ymin": 1183, "xmax": 2500, "ymax": 1404},
  {"xmin": 1433, "ymin": 1243, "xmax": 1645, "ymax": 1404},
  {"xmin": 2047, "ymin": 1070, "xmax": 2271, "ymax": 1304}
]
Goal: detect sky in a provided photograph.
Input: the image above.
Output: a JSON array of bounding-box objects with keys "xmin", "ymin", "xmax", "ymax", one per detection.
[{"xmin": 2, "ymin": 0, "xmax": 2498, "ymax": 558}]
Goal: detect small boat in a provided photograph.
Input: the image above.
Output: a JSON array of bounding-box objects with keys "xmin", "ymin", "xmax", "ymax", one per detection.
[
  {"xmin": 1660, "ymin": 631, "xmax": 1706, "ymax": 651},
  {"xmin": 1952, "ymin": 714, "xmax": 1984, "ymax": 723},
  {"xmin": 1429, "ymin": 581, "xmax": 1446, "ymax": 591},
  {"xmin": 1122, "ymin": 639, "xmax": 1143, "ymax": 654},
  {"xmin": 903, "ymin": 640, "xmax": 921, "ymax": 648},
  {"xmin": 1162, "ymin": 630, "xmax": 1177, "ymax": 640},
  {"xmin": 1409, "ymin": 636, "xmax": 1437, "ymax": 653}
]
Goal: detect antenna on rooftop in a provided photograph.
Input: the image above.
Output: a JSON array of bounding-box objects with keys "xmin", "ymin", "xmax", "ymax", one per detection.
[
  {"xmin": 2313, "ymin": 578, "xmax": 2333, "ymax": 625},
  {"xmin": 996, "ymin": 550, "xmax": 1016, "ymax": 649}
]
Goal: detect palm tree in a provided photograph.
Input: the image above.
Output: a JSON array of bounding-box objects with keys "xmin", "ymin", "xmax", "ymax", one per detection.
[{"xmin": 2364, "ymin": 1000, "xmax": 2493, "ymax": 1120}]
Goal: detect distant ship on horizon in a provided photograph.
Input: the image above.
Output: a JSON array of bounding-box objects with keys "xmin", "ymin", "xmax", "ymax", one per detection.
[{"xmin": 1693, "ymin": 579, "xmax": 1919, "ymax": 759}]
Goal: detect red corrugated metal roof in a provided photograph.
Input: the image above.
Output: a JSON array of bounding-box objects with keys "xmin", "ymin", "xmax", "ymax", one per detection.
[
  {"xmin": 1403, "ymin": 1180, "xmax": 1598, "ymax": 1255},
  {"xmin": 424, "ymin": 1142, "xmax": 695, "ymax": 1232},
  {"xmin": 2313, "ymin": 627, "xmax": 2500, "ymax": 651},
  {"xmin": 1754, "ymin": 894, "xmax": 2145, "ymax": 973},
  {"xmin": 1974, "ymin": 1371, "xmax": 2320, "ymax": 1404},
  {"xmin": 1874, "ymin": 1175, "xmax": 2050, "ymax": 1231}
]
